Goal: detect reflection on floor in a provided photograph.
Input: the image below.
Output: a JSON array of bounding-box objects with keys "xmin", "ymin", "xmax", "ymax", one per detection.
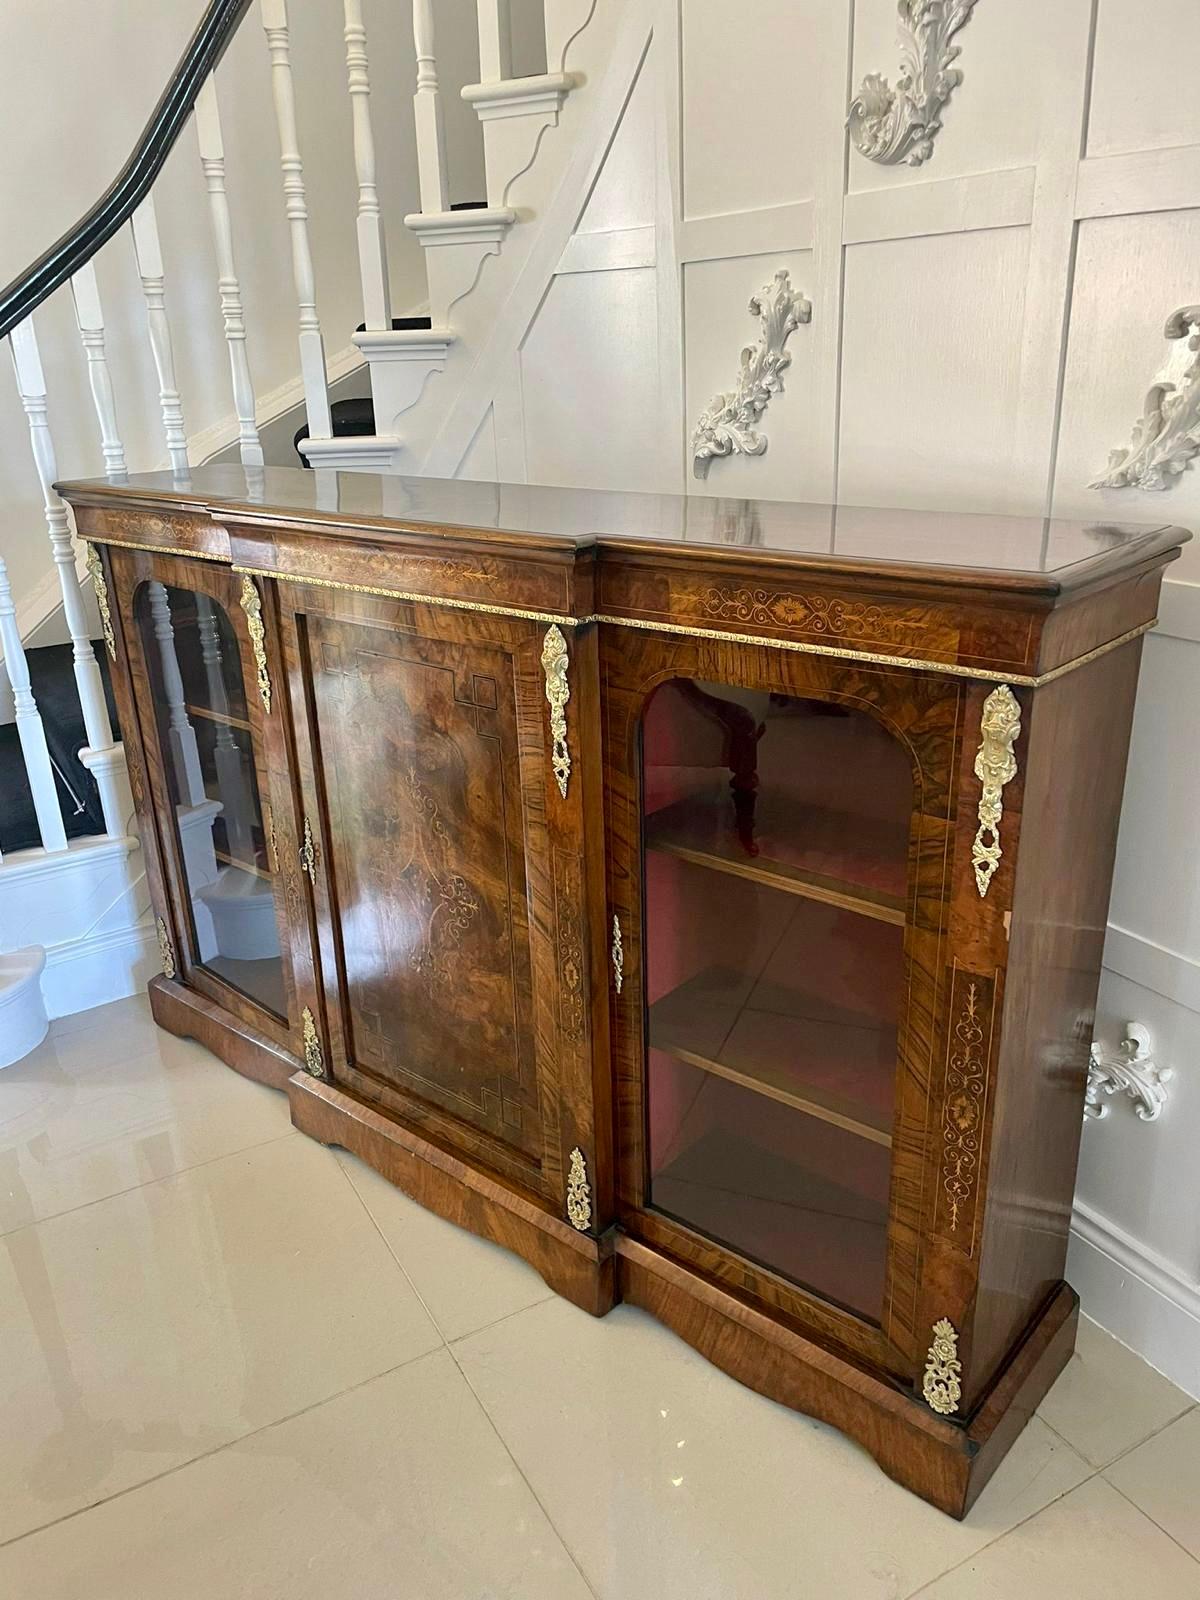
[{"xmin": 0, "ymin": 995, "xmax": 1197, "ymax": 1598}]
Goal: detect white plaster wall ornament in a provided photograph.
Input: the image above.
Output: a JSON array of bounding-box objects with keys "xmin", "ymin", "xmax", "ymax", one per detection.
[
  {"xmin": 848, "ymin": 0, "xmax": 980, "ymax": 168},
  {"xmin": 1092, "ymin": 306, "xmax": 1200, "ymax": 491},
  {"xmin": 692, "ymin": 270, "xmax": 812, "ymax": 481},
  {"xmin": 1085, "ymin": 1023, "xmax": 1172, "ymax": 1122}
]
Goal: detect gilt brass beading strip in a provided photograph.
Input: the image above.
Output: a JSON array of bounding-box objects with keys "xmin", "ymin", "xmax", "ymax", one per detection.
[
  {"xmin": 93, "ymin": 543, "xmax": 1157, "ymax": 685},
  {"xmin": 231, "ymin": 565, "xmax": 582, "ymax": 628},
  {"xmin": 91, "ymin": 535, "xmax": 231, "ymax": 562},
  {"xmin": 591, "ymin": 613, "xmax": 1158, "ymax": 689}
]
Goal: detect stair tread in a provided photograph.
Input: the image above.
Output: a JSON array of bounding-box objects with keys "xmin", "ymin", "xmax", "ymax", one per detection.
[{"xmin": 294, "ymin": 396, "xmax": 380, "ymax": 465}]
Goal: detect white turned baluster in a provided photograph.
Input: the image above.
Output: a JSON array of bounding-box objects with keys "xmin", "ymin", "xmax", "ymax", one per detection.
[
  {"xmin": 0, "ymin": 553, "xmax": 67, "ymax": 856},
  {"xmin": 9, "ymin": 318, "xmax": 131, "ymax": 840},
  {"xmin": 476, "ymin": 0, "xmax": 513, "ymax": 83},
  {"xmin": 195, "ymin": 78, "xmax": 264, "ymax": 467},
  {"xmin": 342, "ymin": 0, "xmax": 392, "ymax": 329},
  {"xmin": 412, "ymin": 0, "xmax": 451, "ymax": 216},
  {"xmin": 148, "ymin": 582, "xmax": 207, "ymax": 807},
  {"xmin": 70, "ymin": 261, "xmax": 128, "ymax": 481},
  {"xmin": 262, "ymin": 0, "xmax": 331, "ymax": 439},
  {"xmin": 130, "ymin": 196, "xmax": 190, "ymax": 477},
  {"xmin": 195, "ymin": 595, "xmax": 254, "ymax": 859}
]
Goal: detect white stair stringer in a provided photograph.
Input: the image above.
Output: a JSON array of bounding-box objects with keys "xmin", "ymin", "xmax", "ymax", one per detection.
[
  {"xmin": 415, "ymin": 5, "xmax": 656, "ymax": 479},
  {"xmin": 302, "ymin": 326, "xmax": 456, "ymax": 470},
  {"xmin": 313, "ymin": 0, "xmax": 641, "ymax": 472},
  {"xmin": 463, "ymin": 74, "xmax": 579, "ymax": 212},
  {"xmin": 464, "ymin": 0, "xmax": 600, "ymax": 209},
  {"xmin": 408, "ymin": 213, "xmax": 517, "ymax": 331}
]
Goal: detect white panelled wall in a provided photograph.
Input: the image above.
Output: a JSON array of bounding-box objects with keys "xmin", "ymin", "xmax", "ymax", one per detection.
[{"xmin": 414, "ymin": 0, "xmax": 1200, "ymax": 1395}]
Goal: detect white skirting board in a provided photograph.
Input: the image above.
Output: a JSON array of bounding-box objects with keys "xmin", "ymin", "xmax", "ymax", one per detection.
[
  {"xmin": 39, "ymin": 918, "xmax": 160, "ymax": 1019},
  {"xmin": 1069, "ymin": 1201, "xmax": 1200, "ymax": 1400},
  {"xmin": 0, "ymin": 833, "xmax": 153, "ymax": 1020}
]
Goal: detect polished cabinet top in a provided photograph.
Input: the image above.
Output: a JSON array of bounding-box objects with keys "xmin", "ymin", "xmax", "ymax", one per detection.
[{"xmin": 59, "ymin": 465, "xmax": 1189, "ymax": 594}]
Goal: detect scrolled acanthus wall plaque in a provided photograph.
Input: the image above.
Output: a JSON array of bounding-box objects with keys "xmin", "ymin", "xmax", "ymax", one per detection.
[
  {"xmin": 1093, "ymin": 305, "xmax": 1200, "ymax": 492},
  {"xmin": 691, "ymin": 270, "xmax": 812, "ymax": 480},
  {"xmin": 849, "ymin": 0, "xmax": 980, "ymax": 168}
]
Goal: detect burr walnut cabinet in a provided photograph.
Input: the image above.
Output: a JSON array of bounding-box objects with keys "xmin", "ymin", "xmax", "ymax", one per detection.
[{"xmin": 60, "ymin": 465, "xmax": 1188, "ymax": 1518}]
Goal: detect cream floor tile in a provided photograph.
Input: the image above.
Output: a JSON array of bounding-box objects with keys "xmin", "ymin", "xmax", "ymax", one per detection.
[
  {"xmin": 47, "ymin": 992, "xmax": 161, "ymax": 1044},
  {"xmin": 1105, "ymin": 1407, "xmax": 1200, "ymax": 1559},
  {"xmin": 1036, "ymin": 1314, "xmax": 1193, "ymax": 1467},
  {"xmin": 454, "ymin": 1297, "xmax": 1091, "ymax": 1600},
  {"xmin": 0, "ymin": 1136, "xmax": 440, "ymax": 1545},
  {"xmin": 913, "ymin": 1477, "xmax": 1200, "ymax": 1598},
  {"xmin": 0, "ymin": 1016, "xmax": 293, "ymax": 1234},
  {"xmin": 0, "ymin": 1349, "xmax": 594, "ymax": 1600},
  {"xmin": 337, "ymin": 1150, "xmax": 554, "ymax": 1341}
]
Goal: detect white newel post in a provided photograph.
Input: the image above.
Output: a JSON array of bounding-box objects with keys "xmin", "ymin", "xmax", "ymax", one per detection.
[
  {"xmin": 70, "ymin": 262, "xmax": 128, "ymax": 481},
  {"xmin": 130, "ymin": 196, "xmax": 190, "ymax": 477},
  {"xmin": 9, "ymin": 318, "xmax": 132, "ymax": 840},
  {"xmin": 195, "ymin": 78, "xmax": 264, "ymax": 468},
  {"xmin": 412, "ymin": 0, "xmax": 451, "ymax": 216},
  {"xmin": 476, "ymin": 0, "xmax": 513, "ymax": 83},
  {"xmin": 0, "ymin": 553, "xmax": 67, "ymax": 856},
  {"xmin": 262, "ymin": 0, "xmax": 332, "ymax": 440},
  {"xmin": 343, "ymin": 0, "xmax": 392, "ymax": 329},
  {"xmin": 148, "ymin": 582, "xmax": 206, "ymax": 808}
]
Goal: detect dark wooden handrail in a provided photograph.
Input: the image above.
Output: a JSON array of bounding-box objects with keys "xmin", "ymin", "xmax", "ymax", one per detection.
[{"xmin": 0, "ymin": 0, "xmax": 253, "ymax": 341}]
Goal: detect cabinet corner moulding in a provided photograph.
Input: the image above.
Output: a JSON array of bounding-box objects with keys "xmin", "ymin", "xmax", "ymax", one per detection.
[
  {"xmin": 239, "ymin": 575, "xmax": 272, "ymax": 714},
  {"xmin": 541, "ymin": 624, "xmax": 572, "ymax": 799},
  {"xmin": 83, "ymin": 541, "xmax": 116, "ymax": 660},
  {"xmin": 691, "ymin": 269, "xmax": 812, "ymax": 481},
  {"xmin": 566, "ymin": 1146, "xmax": 592, "ymax": 1232},
  {"xmin": 921, "ymin": 1318, "xmax": 962, "ymax": 1416},
  {"xmin": 848, "ymin": 0, "xmax": 980, "ymax": 168},
  {"xmin": 1085, "ymin": 1023, "xmax": 1171, "ymax": 1122},
  {"xmin": 155, "ymin": 917, "xmax": 176, "ymax": 981},
  {"xmin": 1091, "ymin": 306, "xmax": 1200, "ymax": 492},
  {"xmin": 971, "ymin": 682, "xmax": 1020, "ymax": 899}
]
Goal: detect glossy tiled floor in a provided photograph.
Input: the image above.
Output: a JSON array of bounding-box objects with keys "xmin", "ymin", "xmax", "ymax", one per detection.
[{"xmin": 2, "ymin": 996, "xmax": 1198, "ymax": 1598}]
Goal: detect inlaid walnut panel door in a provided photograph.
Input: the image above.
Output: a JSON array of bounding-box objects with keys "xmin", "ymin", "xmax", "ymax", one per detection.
[
  {"xmin": 602, "ymin": 623, "xmax": 975, "ymax": 1380},
  {"xmin": 277, "ymin": 583, "xmax": 608, "ymax": 1218},
  {"xmin": 106, "ymin": 548, "xmax": 322, "ymax": 1063}
]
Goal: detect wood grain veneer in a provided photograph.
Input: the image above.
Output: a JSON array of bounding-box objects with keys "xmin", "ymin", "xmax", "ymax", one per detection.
[{"xmin": 66, "ymin": 466, "xmax": 1187, "ymax": 1519}]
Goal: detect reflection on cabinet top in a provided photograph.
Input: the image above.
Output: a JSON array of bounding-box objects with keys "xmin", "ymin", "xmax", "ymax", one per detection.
[{"xmin": 58, "ymin": 465, "xmax": 1189, "ymax": 595}]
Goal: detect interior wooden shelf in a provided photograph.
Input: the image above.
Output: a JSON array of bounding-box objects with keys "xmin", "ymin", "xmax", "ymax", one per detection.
[
  {"xmin": 648, "ymin": 958, "xmax": 898, "ymax": 1150},
  {"xmin": 186, "ymin": 702, "xmax": 252, "ymax": 734},
  {"xmin": 648, "ymin": 1085, "xmax": 890, "ymax": 1318},
  {"xmin": 645, "ymin": 789, "xmax": 907, "ymax": 928},
  {"xmin": 655, "ymin": 1040, "xmax": 892, "ymax": 1148},
  {"xmin": 214, "ymin": 846, "xmax": 273, "ymax": 882}
]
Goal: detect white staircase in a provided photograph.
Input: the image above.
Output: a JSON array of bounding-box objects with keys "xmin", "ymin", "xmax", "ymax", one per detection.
[{"xmin": 0, "ymin": 0, "xmax": 622, "ymax": 1044}]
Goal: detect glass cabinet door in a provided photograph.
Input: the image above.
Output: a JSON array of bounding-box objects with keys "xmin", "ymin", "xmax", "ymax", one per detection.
[
  {"xmin": 640, "ymin": 679, "xmax": 912, "ymax": 1322},
  {"xmin": 134, "ymin": 580, "xmax": 288, "ymax": 1022}
]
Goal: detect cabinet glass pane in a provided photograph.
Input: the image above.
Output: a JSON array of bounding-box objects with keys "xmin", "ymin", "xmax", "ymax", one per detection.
[
  {"xmin": 641, "ymin": 681, "xmax": 912, "ymax": 1321},
  {"xmin": 134, "ymin": 582, "xmax": 286, "ymax": 1019}
]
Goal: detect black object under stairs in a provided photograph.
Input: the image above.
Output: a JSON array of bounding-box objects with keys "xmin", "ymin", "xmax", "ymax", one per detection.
[{"xmin": 0, "ymin": 642, "xmax": 121, "ymax": 855}]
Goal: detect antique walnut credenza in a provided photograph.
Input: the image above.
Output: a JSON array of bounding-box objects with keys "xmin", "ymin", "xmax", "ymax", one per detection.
[{"xmin": 59, "ymin": 465, "xmax": 1188, "ymax": 1517}]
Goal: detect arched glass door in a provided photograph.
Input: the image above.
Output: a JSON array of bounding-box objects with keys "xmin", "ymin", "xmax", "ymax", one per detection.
[{"xmin": 640, "ymin": 679, "xmax": 912, "ymax": 1321}]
